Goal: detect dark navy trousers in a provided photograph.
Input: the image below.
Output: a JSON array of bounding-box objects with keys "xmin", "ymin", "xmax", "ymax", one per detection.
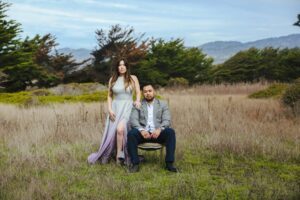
[{"xmin": 127, "ymin": 128, "xmax": 176, "ymax": 165}]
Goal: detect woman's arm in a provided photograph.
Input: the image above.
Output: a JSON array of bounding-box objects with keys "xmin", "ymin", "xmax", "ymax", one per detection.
[
  {"xmin": 131, "ymin": 75, "xmax": 141, "ymax": 108},
  {"xmin": 107, "ymin": 77, "xmax": 113, "ymax": 111},
  {"xmin": 107, "ymin": 77, "xmax": 115, "ymax": 121},
  {"xmin": 131, "ymin": 75, "xmax": 141, "ymax": 102}
]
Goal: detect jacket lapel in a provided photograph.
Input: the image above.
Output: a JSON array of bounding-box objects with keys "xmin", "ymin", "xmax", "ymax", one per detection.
[
  {"xmin": 142, "ymin": 100, "xmax": 148, "ymax": 122},
  {"xmin": 153, "ymin": 99, "xmax": 158, "ymax": 127}
]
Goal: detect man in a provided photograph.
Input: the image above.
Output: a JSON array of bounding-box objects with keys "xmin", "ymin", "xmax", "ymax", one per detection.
[{"xmin": 127, "ymin": 84, "xmax": 178, "ymax": 173}]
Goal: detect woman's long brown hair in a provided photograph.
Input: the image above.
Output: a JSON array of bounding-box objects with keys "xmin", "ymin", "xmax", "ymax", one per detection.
[{"xmin": 109, "ymin": 59, "xmax": 135, "ymax": 92}]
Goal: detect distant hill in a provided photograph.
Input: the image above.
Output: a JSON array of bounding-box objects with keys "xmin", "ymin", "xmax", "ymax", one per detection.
[
  {"xmin": 57, "ymin": 34, "xmax": 300, "ymax": 65},
  {"xmin": 199, "ymin": 34, "xmax": 300, "ymax": 64},
  {"xmin": 56, "ymin": 48, "xmax": 93, "ymax": 70},
  {"xmin": 57, "ymin": 48, "xmax": 93, "ymax": 62}
]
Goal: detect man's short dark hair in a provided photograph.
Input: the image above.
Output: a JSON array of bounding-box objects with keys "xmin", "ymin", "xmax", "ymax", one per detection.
[{"xmin": 141, "ymin": 83, "xmax": 155, "ymax": 90}]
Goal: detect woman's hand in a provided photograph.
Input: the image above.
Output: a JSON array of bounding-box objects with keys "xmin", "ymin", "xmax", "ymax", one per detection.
[
  {"xmin": 133, "ymin": 100, "xmax": 141, "ymax": 109},
  {"xmin": 108, "ymin": 110, "xmax": 116, "ymax": 122}
]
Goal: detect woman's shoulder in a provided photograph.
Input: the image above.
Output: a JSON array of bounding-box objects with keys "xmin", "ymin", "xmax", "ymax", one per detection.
[{"xmin": 130, "ymin": 75, "xmax": 138, "ymax": 80}]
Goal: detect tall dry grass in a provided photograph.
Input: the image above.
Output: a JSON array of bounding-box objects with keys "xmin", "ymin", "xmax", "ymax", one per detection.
[
  {"xmin": 166, "ymin": 94, "xmax": 299, "ymax": 161},
  {"xmin": 160, "ymin": 82, "xmax": 299, "ymax": 161},
  {"xmin": 0, "ymin": 83, "xmax": 299, "ymax": 199},
  {"xmin": 0, "ymin": 83, "xmax": 298, "ymax": 163},
  {"xmin": 161, "ymin": 82, "xmax": 271, "ymax": 95},
  {"xmin": 1, "ymin": 103, "xmax": 105, "ymax": 160}
]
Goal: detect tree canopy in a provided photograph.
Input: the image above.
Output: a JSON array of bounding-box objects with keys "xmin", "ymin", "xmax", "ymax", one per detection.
[
  {"xmin": 0, "ymin": 1, "xmax": 85, "ymax": 92},
  {"xmin": 1, "ymin": 0, "xmax": 300, "ymax": 92},
  {"xmin": 210, "ymin": 47, "xmax": 300, "ymax": 83}
]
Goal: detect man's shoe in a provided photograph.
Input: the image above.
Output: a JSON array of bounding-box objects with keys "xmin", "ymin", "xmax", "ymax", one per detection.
[
  {"xmin": 129, "ymin": 164, "xmax": 139, "ymax": 173},
  {"xmin": 166, "ymin": 163, "xmax": 178, "ymax": 173}
]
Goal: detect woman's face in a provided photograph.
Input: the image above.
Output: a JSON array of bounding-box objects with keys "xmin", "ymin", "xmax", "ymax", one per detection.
[{"xmin": 118, "ymin": 60, "xmax": 127, "ymax": 74}]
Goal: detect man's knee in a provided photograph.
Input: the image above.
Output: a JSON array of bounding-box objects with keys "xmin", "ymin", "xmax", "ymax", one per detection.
[
  {"xmin": 165, "ymin": 128, "xmax": 175, "ymax": 136},
  {"xmin": 127, "ymin": 128, "xmax": 139, "ymax": 139},
  {"xmin": 127, "ymin": 130, "xmax": 135, "ymax": 139}
]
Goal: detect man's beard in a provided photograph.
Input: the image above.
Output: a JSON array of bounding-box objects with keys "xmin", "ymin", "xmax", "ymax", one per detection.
[{"xmin": 145, "ymin": 96, "xmax": 154, "ymax": 102}]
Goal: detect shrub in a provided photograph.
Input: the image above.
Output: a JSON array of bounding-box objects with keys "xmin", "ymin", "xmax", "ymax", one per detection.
[
  {"xmin": 249, "ymin": 83, "xmax": 289, "ymax": 99},
  {"xmin": 48, "ymin": 83, "xmax": 107, "ymax": 96},
  {"xmin": 31, "ymin": 89, "xmax": 53, "ymax": 96},
  {"xmin": 167, "ymin": 77, "xmax": 189, "ymax": 87},
  {"xmin": 282, "ymin": 78, "xmax": 300, "ymax": 115}
]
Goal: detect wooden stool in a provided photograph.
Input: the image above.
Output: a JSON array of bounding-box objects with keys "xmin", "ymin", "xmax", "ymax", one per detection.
[{"xmin": 138, "ymin": 143, "xmax": 165, "ymax": 163}]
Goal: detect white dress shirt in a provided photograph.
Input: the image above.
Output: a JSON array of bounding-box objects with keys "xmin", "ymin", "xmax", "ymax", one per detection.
[
  {"xmin": 139, "ymin": 101, "xmax": 156, "ymax": 133},
  {"xmin": 146, "ymin": 102, "xmax": 155, "ymax": 133}
]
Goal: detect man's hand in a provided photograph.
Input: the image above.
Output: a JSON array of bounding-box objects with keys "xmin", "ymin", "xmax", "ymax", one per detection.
[
  {"xmin": 141, "ymin": 130, "xmax": 151, "ymax": 139},
  {"xmin": 151, "ymin": 128, "xmax": 161, "ymax": 139}
]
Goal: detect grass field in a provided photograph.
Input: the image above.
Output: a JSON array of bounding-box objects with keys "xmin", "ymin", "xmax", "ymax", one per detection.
[{"xmin": 0, "ymin": 83, "xmax": 299, "ymax": 199}]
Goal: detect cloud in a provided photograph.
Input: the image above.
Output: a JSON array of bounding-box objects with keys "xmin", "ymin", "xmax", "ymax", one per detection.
[
  {"xmin": 7, "ymin": 0, "xmax": 299, "ymax": 49},
  {"xmin": 83, "ymin": 0, "xmax": 139, "ymax": 10},
  {"xmin": 10, "ymin": 3, "xmax": 124, "ymax": 24}
]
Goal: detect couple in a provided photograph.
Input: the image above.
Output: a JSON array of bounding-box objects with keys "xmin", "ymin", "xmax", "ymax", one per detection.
[{"xmin": 87, "ymin": 59, "xmax": 178, "ymax": 173}]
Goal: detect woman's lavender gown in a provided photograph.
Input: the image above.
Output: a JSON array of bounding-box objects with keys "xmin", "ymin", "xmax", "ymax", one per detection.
[{"xmin": 88, "ymin": 76, "xmax": 133, "ymax": 164}]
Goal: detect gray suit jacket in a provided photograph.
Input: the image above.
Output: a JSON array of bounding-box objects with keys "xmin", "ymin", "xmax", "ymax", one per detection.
[{"xmin": 129, "ymin": 98, "xmax": 171, "ymax": 130}]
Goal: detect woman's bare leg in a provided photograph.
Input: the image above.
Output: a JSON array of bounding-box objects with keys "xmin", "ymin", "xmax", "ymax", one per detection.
[{"xmin": 116, "ymin": 120, "xmax": 125, "ymax": 161}]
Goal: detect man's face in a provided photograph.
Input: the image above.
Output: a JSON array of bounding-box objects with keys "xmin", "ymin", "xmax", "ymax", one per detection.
[{"xmin": 143, "ymin": 85, "xmax": 155, "ymax": 101}]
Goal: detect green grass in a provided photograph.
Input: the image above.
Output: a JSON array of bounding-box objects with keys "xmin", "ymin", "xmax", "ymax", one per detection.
[
  {"xmin": 249, "ymin": 83, "xmax": 289, "ymax": 99},
  {"xmin": 0, "ymin": 141, "xmax": 299, "ymax": 200},
  {"xmin": 0, "ymin": 91, "xmax": 32, "ymax": 104},
  {"xmin": 0, "ymin": 90, "xmax": 161, "ymax": 105},
  {"xmin": 0, "ymin": 90, "xmax": 108, "ymax": 105},
  {"xmin": 37, "ymin": 92, "xmax": 108, "ymax": 104}
]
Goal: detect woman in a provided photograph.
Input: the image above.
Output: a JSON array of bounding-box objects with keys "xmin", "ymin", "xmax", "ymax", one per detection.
[{"xmin": 88, "ymin": 59, "xmax": 141, "ymax": 165}]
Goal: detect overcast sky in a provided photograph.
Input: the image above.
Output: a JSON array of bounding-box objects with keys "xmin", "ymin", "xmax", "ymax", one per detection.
[{"xmin": 7, "ymin": 0, "xmax": 300, "ymax": 49}]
